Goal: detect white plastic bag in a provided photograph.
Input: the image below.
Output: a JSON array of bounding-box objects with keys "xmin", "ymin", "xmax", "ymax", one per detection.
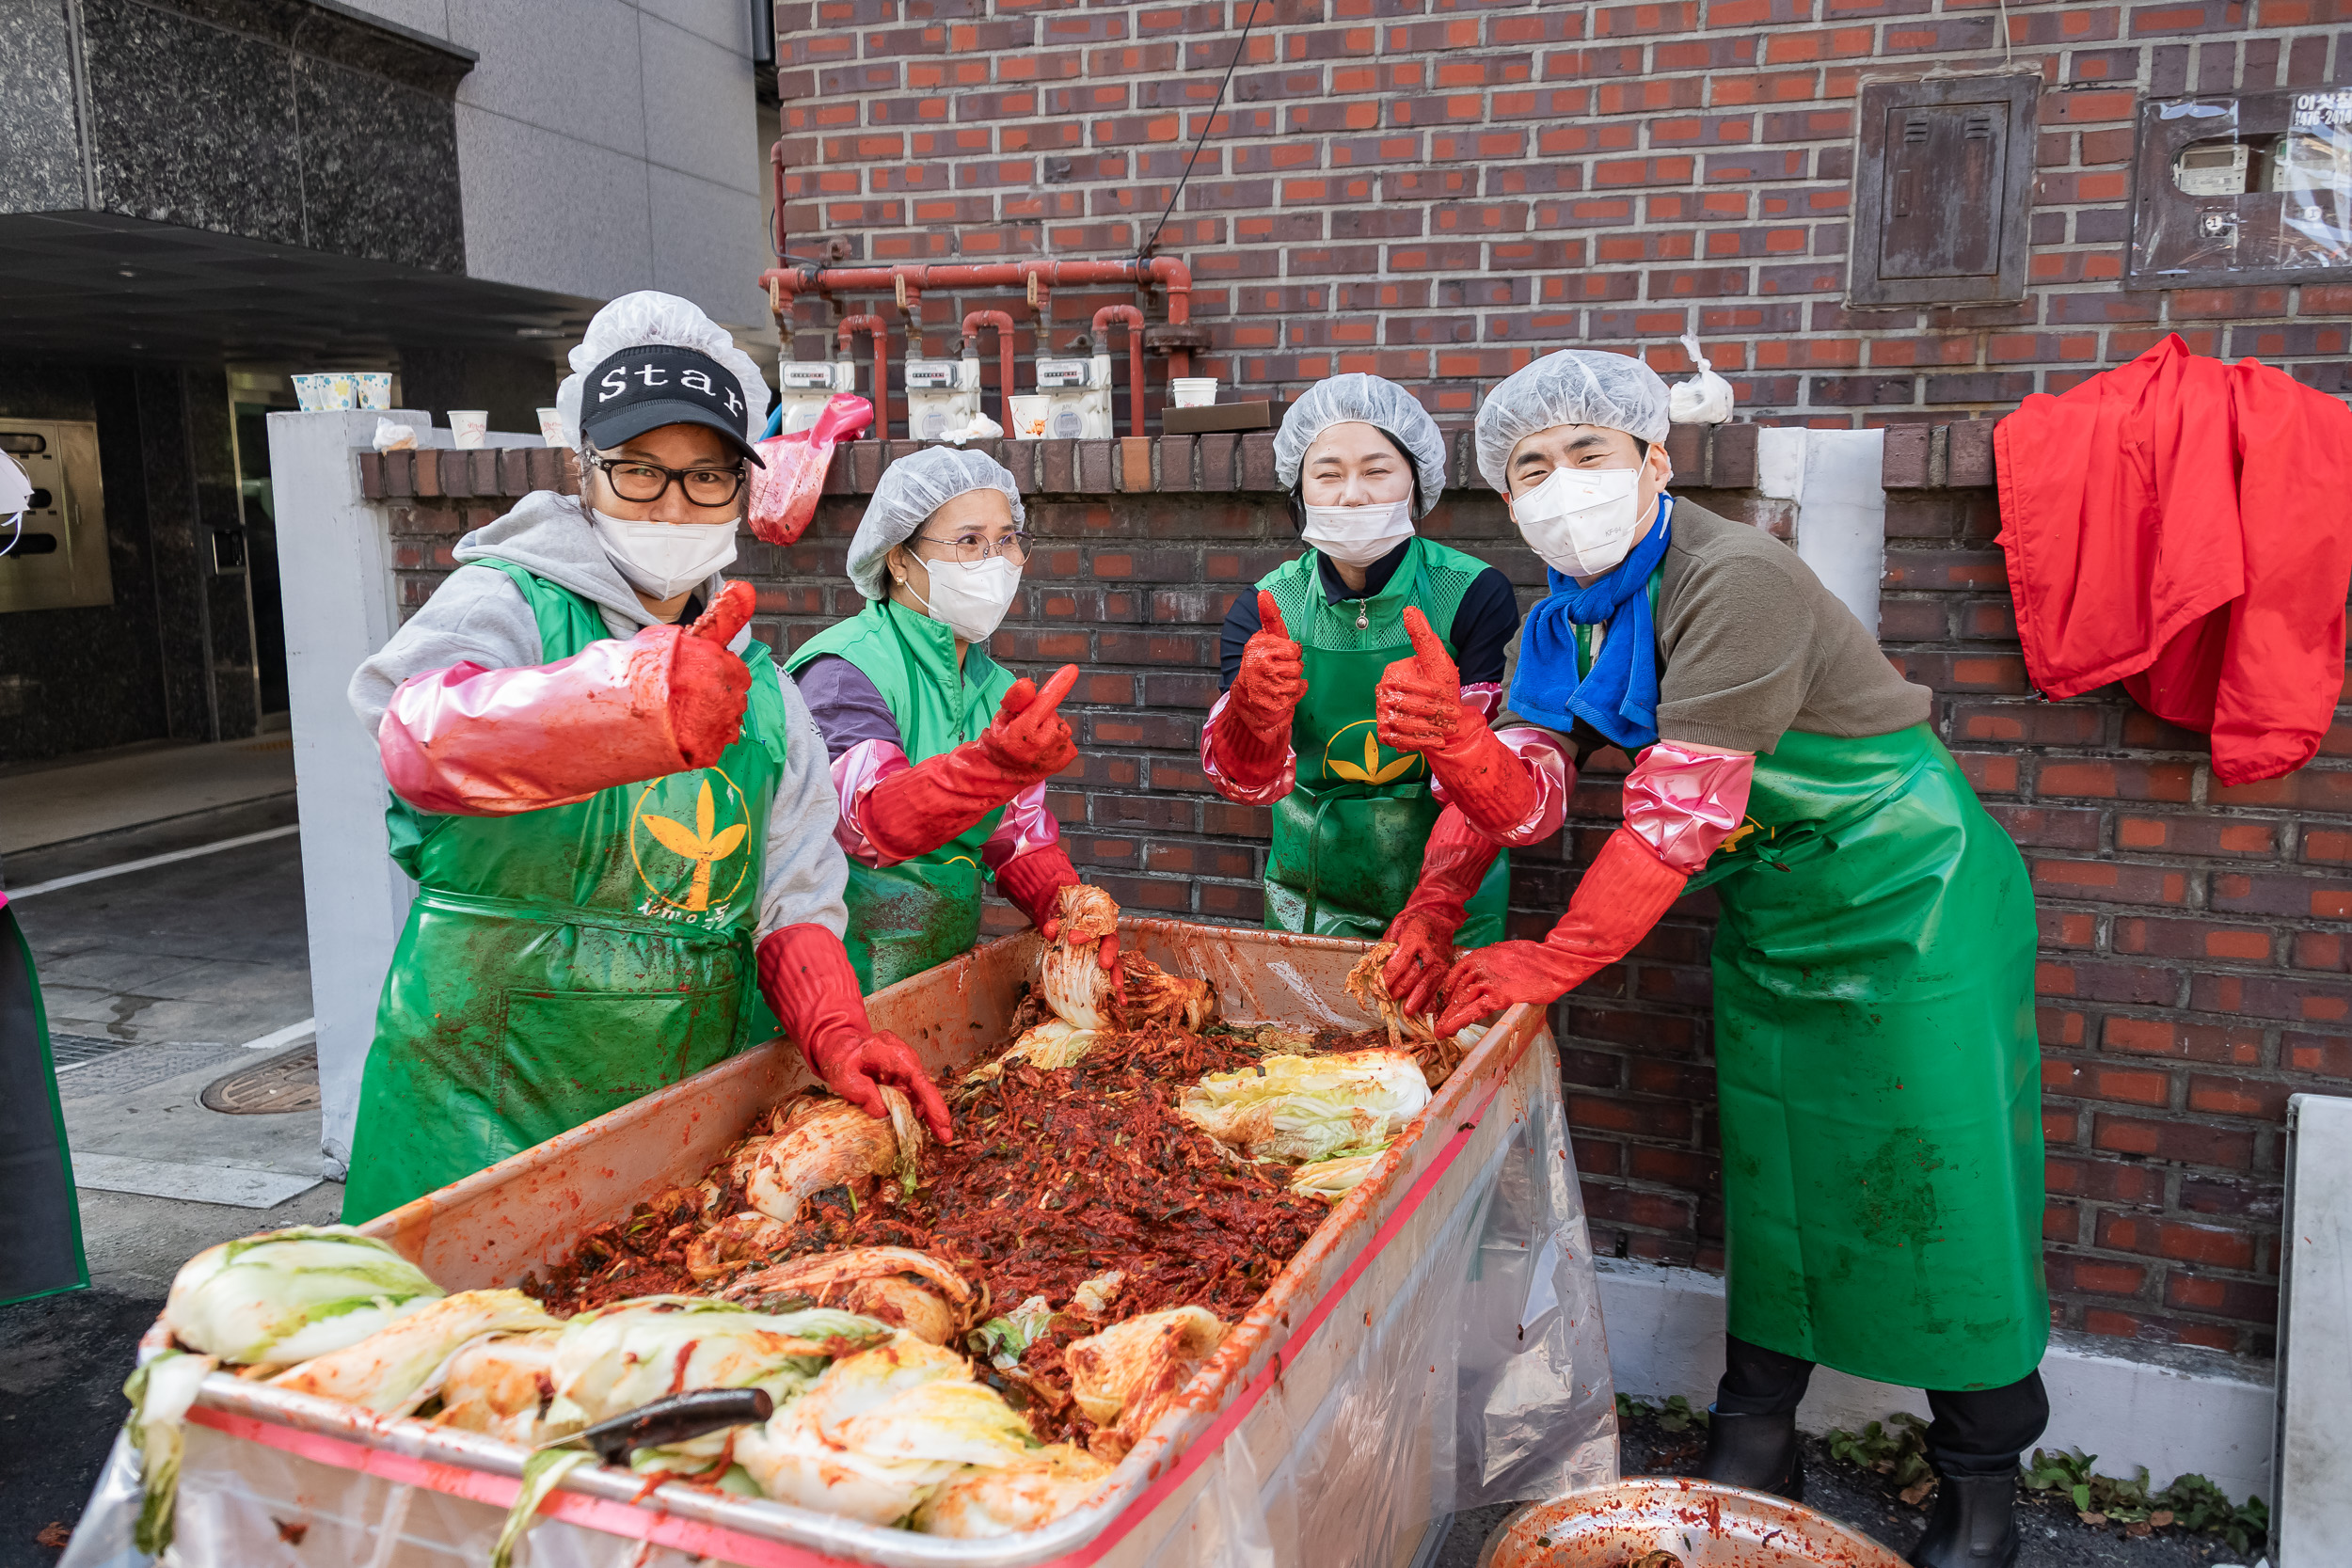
[{"xmin": 1668, "ymin": 333, "xmax": 1735, "ymax": 425}]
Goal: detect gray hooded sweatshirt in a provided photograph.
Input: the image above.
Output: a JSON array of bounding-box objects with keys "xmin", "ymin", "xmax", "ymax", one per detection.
[{"xmin": 347, "ymin": 490, "xmax": 849, "ymax": 942}]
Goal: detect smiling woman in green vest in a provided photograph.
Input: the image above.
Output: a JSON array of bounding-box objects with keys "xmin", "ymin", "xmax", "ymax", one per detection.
[
  {"xmin": 1201, "ymin": 373, "xmax": 1567, "ymax": 957},
  {"xmin": 1407, "ymin": 350, "xmax": 2047, "ymax": 1568},
  {"xmin": 341, "ymin": 292, "xmax": 950, "ymax": 1225},
  {"xmin": 786, "ymin": 447, "xmax": 1118, "ymax": 995}
]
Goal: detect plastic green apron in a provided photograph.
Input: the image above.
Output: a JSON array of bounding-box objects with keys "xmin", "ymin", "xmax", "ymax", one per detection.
[
  {"xmin": 1260, "ymin": 538, "xmax": 1510, "ymax": 945},
  {"xmin": 784, "ymin": 597, "xmax": 1015, "ymax": 994},
  {"xmin": 342, "ymin": 563, "xmax": 790, "ymax": 1224},
  {"xmin": 0, "ymin": 895, "xmax": 86, "ymax": 1306},
  {"xmin": 1690, "ymin": 724, "xmax": 2048, "ymax": 1389}
]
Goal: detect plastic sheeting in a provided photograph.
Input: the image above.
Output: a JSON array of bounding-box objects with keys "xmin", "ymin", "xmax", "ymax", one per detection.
[
  {"xmin": 63, "ymin": 926, "xmax": 1615, "ymax": 1568},
  {"xmin": 748, "ymin": 394, "xmax": 873, "ymax": 546}
]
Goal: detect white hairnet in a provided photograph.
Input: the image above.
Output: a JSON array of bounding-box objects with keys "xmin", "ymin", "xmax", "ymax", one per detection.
[
  {"xmin": 1474, "ymin": 350, "xmax": 1671, "ymax": 490},
  {"xmin": 848, "ymin": 447, "xmax": 1026, "ymax": 599},
  {"xmin": 1274, "ymin": 372, "xmax": 1447, "ymax": 517},
  {"xmin": 555, "ymin": 291, "xmax": 771, "ymax": 449}
]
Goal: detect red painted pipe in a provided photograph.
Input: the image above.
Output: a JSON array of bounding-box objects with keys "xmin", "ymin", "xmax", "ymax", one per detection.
[
  {"xmin": 762, "ymin": 257, "xmax": 1196, "ymax": 376},
  {"xmin": 1091, "ymin": 305, "xmax": 1145, "ymax": 440},
  {"xmin": 838, "ymin": 315, "xmax": 889, "ymax": 440},
  {"xmin": 961, "ymin": 309, "xmax": 1017, "ymax": 430},
  {"xmin": 769, "ymin": 141, "xmax": 787, "ymax": 262}
]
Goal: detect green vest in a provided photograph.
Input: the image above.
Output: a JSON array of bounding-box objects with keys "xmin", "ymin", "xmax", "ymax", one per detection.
[
  {"xmin": 784, "ymin": 597, "xmax": 1015, "ymax": 993},
  {"xmin": 1258, "ymin": 537, "xmax": 1510, "ymax": 944},
  {"xmin": 342, "ymin": 563, "xmax": 790, "ymax": 1224}
]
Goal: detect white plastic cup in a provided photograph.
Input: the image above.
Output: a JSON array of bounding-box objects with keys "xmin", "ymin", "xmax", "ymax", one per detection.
[
  {"xmin": 535, "ymin": 407, "xmax": 565, "ymax": 447},
  {"xmin": 448, "ymin": 410, "xmax": 489, "ymax": 450},
  {"xmin": 1170, "ymin": 377, "xmax": 1218, "ymax": 408},
  {"xmin": 351, "ymin": 372, "xmax": 392, "ymax": 411},
  {"xmin": 293, "ymin": 372, "xmax": 354, "ymax": 412},
  {"xmin": 1008, "ymin": 394, "xmax": 1050, "ymax": 440}
]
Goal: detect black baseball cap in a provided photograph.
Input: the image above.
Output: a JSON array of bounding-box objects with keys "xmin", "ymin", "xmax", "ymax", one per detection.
[{"xmin": 579, "ymin": 344, "xmax": 765, "ymax": 467}]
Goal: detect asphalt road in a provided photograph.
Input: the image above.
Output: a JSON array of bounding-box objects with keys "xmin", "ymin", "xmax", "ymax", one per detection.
[{"xmin": 0, "ymin": 798, "xmax": 341, "ymax": 1564}]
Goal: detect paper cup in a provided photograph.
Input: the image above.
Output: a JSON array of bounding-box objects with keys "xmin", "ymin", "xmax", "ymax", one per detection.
[
  {"xmin": 351, "ymin": 372, "xmax": 392, "ymax": 411},
  {"xmin": 1171, "ymin": 377, "xmax": 1218, "ymax": 408},
  {"xmin": 536, "ymin": 407, "xmax": 565, "ymax": 447},
  {"xmin": 448, "ymin": 410, "xmax": 489, "ymax": 450},
  {"xmin": 1008, "ymin": 395, "xmax": 1051, "ymax": 440},
  {"xmin": 293, "ymin": 372, "xmax": 353, "ymax": 412}
]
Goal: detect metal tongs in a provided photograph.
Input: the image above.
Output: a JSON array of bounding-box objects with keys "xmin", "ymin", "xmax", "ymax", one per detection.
[{"xmin": 534, "ymin": 1387, "xmax": 773, "ymax": 1465}]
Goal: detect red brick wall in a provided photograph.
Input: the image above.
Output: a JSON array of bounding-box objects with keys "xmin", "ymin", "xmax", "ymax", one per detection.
[
  {"xmin": 773, "ymin": 0, "xmax": 2352, "ymax": 429},
  {"xmin": 364, "ymin": 430, "xmax": 2350, "ymax": 1361}
]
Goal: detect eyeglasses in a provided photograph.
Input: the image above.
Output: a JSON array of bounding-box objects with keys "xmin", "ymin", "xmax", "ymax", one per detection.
[
  {"xmin": 587, "ymin": 451, "xmax": 746, "ymax": 507},
  {"xmin": 911, "ymin": 529, "xmax": 1033, "ymax": 567}
]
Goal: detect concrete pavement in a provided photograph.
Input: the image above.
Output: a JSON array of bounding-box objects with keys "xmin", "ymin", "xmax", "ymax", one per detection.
[{"xmin": 1, "ymin": 793, "xmax": 340, "ymax": 1560}]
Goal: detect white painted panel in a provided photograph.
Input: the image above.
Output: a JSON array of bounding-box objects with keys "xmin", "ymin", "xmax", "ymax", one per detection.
[
  {"xmin": 2276, "ymin": 1093, "xmax": 2352, "ymax": 1566},
  {"xmin": 265, "ymin": 410, "xmax": 421, "ymax": 1177}
]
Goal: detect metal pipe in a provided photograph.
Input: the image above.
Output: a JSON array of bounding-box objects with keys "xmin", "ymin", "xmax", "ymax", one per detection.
[
  {"xmin": 769, "ymin": 141, "xmax": 787, "ymax": 262},
  {"xmin": 961, "ymin": 309, "xmax": 1017, "ymax": 430},
  {"xmin": 1091, "ymin": 305, "xmax": 1145, "ymax": 440},
  {"xmin": 837, "ymin": 314, "xmax": 889, "ymax": 440}
]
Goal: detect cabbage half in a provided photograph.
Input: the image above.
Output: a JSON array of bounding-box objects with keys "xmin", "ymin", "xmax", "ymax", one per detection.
[
  {"xmin": 736, "ymin": 1339, "xmax": 1039, "ymax": 1526},
  {"xmin": 970, "ymin": 1294, "xmax": 1052, "ymax": 1369},
  {"xmin": 1289, "ymin": 1147, "xmax": 1390, "ymax": 1200},
  {"xmin": 912, "ymin": 1443, "xmax": 1111, "ymax": 1538},
  {"xmin": 163, "ymin": 1225, "xmax": 444, "ymax": 1368},
  {"xmin": 267, "ymin": 1289, "xmax": 560, "ymax": 1415},
  {"xmin": 1177, "ymin": 1050, "xmax": 1431, "ymax": 1164}
]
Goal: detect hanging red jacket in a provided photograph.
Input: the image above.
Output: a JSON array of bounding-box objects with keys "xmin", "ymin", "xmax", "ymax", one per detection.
[{"xmin": 1994, "ymin": 333, "xmax": 2352, "ymax": 785}]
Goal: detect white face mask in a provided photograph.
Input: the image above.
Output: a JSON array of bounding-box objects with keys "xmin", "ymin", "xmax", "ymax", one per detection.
[
  {"xmin": 1509, "ymin": 464, "xmax": 1649, "ymax": 578},
  {"xmin": 905, "ymin": 554, "xmax": 1022, "ymax": 644},
  {"xmin": 1300, "ymin": 497, "xmax": 1415, "ymax": 569},
  {"xmin": 590, "ymin": 509, "xmax": 740, "ymax": 603}
]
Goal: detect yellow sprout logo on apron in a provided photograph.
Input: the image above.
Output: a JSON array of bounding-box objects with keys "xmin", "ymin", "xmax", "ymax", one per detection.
[
  {"xmin": 1320, "ymin": 720, "xmax": 1422, "ymax": 786},
  {"xmin": 629, "ymin": 769, "xmax": 751, "ymax": 912}
]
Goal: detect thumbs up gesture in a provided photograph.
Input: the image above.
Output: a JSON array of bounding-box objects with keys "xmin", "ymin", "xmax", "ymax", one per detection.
[
  {"xmin": 1375, "ymin": 607, "xmax": 1465, "ymax": 755},
  {"xmin": 980, "ymin": 662, "xmax": 1081, "ymax": 779},
  {"xmin": 1231, "ymin": 589, "xmax": 1308, "ymax": 737},
  {"xmin": 667, "ymin": 579, "xmax": 757, "ymax": 768}
]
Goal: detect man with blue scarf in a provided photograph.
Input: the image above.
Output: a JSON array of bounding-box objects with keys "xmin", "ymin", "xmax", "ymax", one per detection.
[{"xmin": 1375, "ymin": 350, "xmax": 2049, "ymax": 1568}]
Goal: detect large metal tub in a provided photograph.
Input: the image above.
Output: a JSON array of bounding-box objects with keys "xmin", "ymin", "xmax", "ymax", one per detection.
[{"xmin": 133, "ymin": 921, "xmax": 1613, "ymax": 1566}]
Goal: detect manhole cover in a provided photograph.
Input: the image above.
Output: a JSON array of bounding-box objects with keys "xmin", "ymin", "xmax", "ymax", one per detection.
[{"xmin": 201, "ymin": 1045, "xmax": 320, "ymax": 1115}]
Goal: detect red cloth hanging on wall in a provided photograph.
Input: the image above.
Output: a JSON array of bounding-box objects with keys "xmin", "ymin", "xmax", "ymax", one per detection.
[{"xmin": 1993, "ymin": 333, "xmax": 2352, "ymax": 785}]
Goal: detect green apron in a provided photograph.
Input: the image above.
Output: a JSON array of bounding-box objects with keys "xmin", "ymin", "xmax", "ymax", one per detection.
[
  {"xmin": 1259, "ymin": 539, "xmax": 1510, "ymax": 944},
  {"xmin": 784, "ymin": 598, "xmax": 1014, "ymax": 993},
  {"xmin": 1691, "ymin": 724, "xmax": 2048, "ymax": 1390},
  {"xmin": 0, "ymin": 896, "xmax": 86, "ymax": 1306},
  {"xmin": 342, "ymin": 563, "xmax": 790, "ymax": 1223}
]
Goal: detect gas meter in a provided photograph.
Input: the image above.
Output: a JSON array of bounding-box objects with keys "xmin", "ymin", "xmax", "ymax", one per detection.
[
  {"xmin": 1032, "ymin": 352, "xmax": 1112, "ymax": 440},
  {"xmin": 774, "ymin": 358, "xmax": 858, "ymax": 435},
  {"xmin": 904, "ymin": 356, "xmax": 981, "ymax": 442}
]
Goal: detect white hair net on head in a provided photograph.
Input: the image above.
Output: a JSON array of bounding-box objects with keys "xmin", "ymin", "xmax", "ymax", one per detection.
[
  {"xmin": 554, "ymin": 291, "xmax": 771, "ymax": 449},
  {"xmin": 1274, "ymin": 372, "xmax": 1448, "ymax": 517},
  {"xmin": 1473, "ymin": 350, "xmax": 1671, "ymax": 490},
  {"xmin": 847, "ymin": 447, "xmax": 1026, "ymax": 600}
]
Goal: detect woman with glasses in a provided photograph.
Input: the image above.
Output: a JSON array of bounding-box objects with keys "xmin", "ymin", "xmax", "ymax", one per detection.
[
  {"xmin": 785, "ymin": 446, "xmax": 1114, "ymax": 994},
  {"xmin": 1201, "ymin": 373, "xmax": 1561, "ymax": 961},
  {"xmin": 339, "ymin": 292, "xmax": 948, "ymax": 1224}
]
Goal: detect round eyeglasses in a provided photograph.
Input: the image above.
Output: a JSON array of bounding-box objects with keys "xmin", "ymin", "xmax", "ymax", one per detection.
[{"xmin": 911, "ymin": 529, "xmax": 1033, "ymax": 567}]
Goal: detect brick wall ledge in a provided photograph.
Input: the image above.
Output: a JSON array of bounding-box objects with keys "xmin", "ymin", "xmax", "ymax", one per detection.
[{"xmin": 356, "ymin": 421, "xmax": 1772, "ymax": 503}]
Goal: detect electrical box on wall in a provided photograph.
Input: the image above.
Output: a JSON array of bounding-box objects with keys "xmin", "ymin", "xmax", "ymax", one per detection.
[
  {"xmin": 1848, "ymin": 73, "xmax": 2040, "ymax": 308},
  {"xmin": 0, "ymin": 421, "xmax": 110, "ymax": 613},
  {"xmin": 2129, "ymin": 89, "xmax": 2352, "ymax": 287},
  {"xmin": 1033, "ymin": 355, "xmax": 1112, "ymax": 440},
  {"xmin": 774, "ymin": 359, "xmax": 856, "ymax": 434}
]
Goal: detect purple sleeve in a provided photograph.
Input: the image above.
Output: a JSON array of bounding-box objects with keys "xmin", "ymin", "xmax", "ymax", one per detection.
[{"xmin": 792, "ymin": 655, "xmax": 904, "ymax": 761}]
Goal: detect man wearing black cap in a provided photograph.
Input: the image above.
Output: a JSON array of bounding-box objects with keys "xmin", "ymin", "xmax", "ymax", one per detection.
[{"xmin": 340, "ymin": 292, "xmax": 949, "ymax": 1222}]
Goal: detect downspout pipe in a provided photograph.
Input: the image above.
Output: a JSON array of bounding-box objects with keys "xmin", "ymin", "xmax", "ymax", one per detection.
[
  {"xmin": 1090, "ymin": 305, "xmax": 1146, "ymax": 441},
  {"xmin": 961, "ymin": 310, "xmax": 1017, "ymax": 430},
  {"xmin": 838, "ymin": 315, "xmax": 889, "ymax": 440}
]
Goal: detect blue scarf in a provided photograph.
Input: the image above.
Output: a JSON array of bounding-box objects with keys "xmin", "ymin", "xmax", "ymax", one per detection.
[{"xmin": 1506, "ymin": 496, "xmax": 1674, "ymax": 751}]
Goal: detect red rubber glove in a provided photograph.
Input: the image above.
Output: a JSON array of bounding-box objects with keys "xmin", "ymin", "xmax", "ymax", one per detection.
[
  {"xmin": 1433, "ymin": 826, "xmax": 1688, "ymax": 1037},
  {"xmin": 1209, "ymin": 590, "xmax": 1307, "ymax": 788},
  {"xmin": 1379, "ymin": 806, "xmax": 1502, "ymax": 1018},
  {"xmin": 670, "ymin": 581, "xmax": 757, "ymax": 768},
  {"xmin": 1375, "ymin": 607, "xmax": 1540, "ymax": 838},
  {"xmin": 859, "ymin": 665, "xmax": 1080, "ymax": 862},
  {"xmin": 756, "ymin": 924, "xmax": 953, "ymax": 1142}
]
